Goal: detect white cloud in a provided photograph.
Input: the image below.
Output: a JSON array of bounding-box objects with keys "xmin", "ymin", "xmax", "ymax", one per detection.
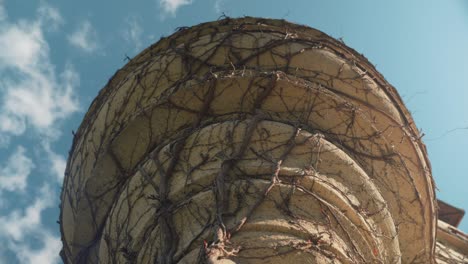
[
  {"xmin": 42, "ymin": 142, "xmax": 67, "ymax": 183},
  {"xmin": 11, "ymin": 232, "xmax": 61, "ymax": 264},
  {"xmin": 0, "ymin": 134, "xmax": 9, "ymax": 148},
  {"xmin": 1, "ymin": 186, "xmax": 52, "ymax": 241},
  {"xmin": 0, "ymin": 146, "xmax": 63, "ymax": 263},
  {"xmin": 123, "ymin": 17, "xmax": 143, "ymax": 52},
  {"xmin": 49, "ymin": 153, "xmax": 66, "ymax": 183},
  {"xmin": 37, "ymin": 4, "xmax": 64, "ymax": 31},
  {"xmin": 159, "ymin": 0, "xmax": 193, "ymax": 15},
  {"xmin": 214, "ymin": 0, "xmax": 226, "ymax": 13},
  {"xmin": 0, "ymin": 7, "xmax": 79, "ymax": 137},
  {"xmin": 0, "ymin": 0, "xmax": 6, "ymax": 21},
  {"xmin": 0, "ymin": 184, "xmax": 61, "ymax": 264},
  {"xmin": 0, "ymin": 146, "xmax": 34, "ymax": 193},
  {"xmin": 68, "ymin": 20, "xmax": 98, "ymax": 52},
  {"xmin": 0, "ymin": 21, "xmax": 44, "ymax": 70},
  {"xmin": 0, "ymin": 4, "xmax": 71, "ymax": 263},
  {"xmin": 1, "ymin": 64, "xmax": 79, "ymax": 135}
]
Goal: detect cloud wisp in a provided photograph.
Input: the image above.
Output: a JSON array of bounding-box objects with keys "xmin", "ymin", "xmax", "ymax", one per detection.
[
  {"xmin": 68, "ymin": 20, "xmax": 99, "ymax": 53},
  {"xmin": 123, "ymin": 16, "xmax": 143, "ymax": 53},
  {"xmin": 37, "ymin": 4, "xmax": 64, "ymax": 31},
  {"xmin": 214, "ymin": 0, "xmax": 226, "ymax": 13},
  {"xmin": 0, "ymin": 0, "xmax": 6, "ymax": 22},
  {"xmin": 0, "ymin": 3, "xmax": 78, "ymax": 263},
  {"xmin": 42, "ymin": 142, "xmax": 67, "ymax": 183},
  {"xmin": 0, "ymin": 146, "xmax": 34, "ymax": 194},
  {"xmin": 0, "ymin": 184, "xmax": 62, "ymax": 264},
  {"xmin": 0, "ymin": 7, "xmax": 79, "ymax": 140},
  {"xmin": 159, "ymin": 0, "xmax": 193, "ymax": 16}
]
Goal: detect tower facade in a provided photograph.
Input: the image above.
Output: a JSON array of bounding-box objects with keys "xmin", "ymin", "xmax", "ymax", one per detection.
[{"xmin": 60, "ymin": 18, "xmax": 466, "ymax": 263}]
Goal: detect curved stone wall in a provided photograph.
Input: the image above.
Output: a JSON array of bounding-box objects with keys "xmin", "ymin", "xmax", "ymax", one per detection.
[{"xmin": 60, "ymin": 17, "xmax": 436, "ymax": 263}]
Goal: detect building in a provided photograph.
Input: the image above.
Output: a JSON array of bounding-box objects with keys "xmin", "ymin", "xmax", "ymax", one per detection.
[
  {"xmin": 436, "ymin": 200, "xmax": 467, "ymax": 263},
  {"xmin": 59, "ymin": 17, "xmax": 467, "ymax": 263}
]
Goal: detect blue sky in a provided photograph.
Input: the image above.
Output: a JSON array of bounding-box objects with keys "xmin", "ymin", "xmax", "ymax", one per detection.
[{"xmin": 0, "ymin": 0, "xmax": 467, "ymax": 262}]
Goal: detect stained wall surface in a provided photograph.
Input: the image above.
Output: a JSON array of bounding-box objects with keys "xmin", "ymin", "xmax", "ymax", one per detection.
[
  {"xmin": 60, "ymin": 17, "xmax": 439, "ymax": 263},
  {"xmin": 435, "ymin": 221, "xmax": 468, "ymax": 263}
]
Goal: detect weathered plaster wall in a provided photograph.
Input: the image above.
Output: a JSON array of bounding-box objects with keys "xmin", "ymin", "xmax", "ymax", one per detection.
[
  {"xmin": 60, "ymin": 17, "xmax": 437, "ymax": 263},
  {"xmin": 436, "ymin": 221, "xmax": 468, "ymax": 263}
]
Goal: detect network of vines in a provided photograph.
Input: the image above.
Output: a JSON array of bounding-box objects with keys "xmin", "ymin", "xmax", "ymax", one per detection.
[{"xmin": 60, "ymin": 17, "xmax": 440, "ymax": 264}]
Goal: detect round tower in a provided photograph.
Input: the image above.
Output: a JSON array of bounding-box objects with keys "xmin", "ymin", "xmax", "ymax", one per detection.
[{"xmin": 60, "ymin": 17, "xmax": 436, "ymax": 263}]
